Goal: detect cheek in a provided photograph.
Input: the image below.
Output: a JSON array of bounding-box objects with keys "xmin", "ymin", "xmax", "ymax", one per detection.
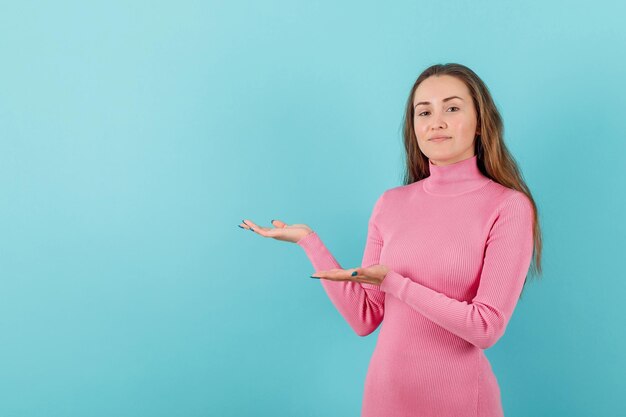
[
  {"xmin": 413, "ymin": 120, "xmax": 427, "ymax": 136},
  {"xmin": 455, "ymin": 117, "xmax": 476, "ymax": 135},
  {"xmin": 462, "ymin": 112, "xmax": 478, "ymax": 129},
  {"xmin": 414, "ymin": 127, "xmax": 425, "ymax": 141},
  {"xmin": 458, "ymin": 122, "xmax": 472, "ymax": 133}
]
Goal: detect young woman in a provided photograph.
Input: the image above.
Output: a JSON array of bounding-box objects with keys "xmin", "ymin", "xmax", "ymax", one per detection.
[{"xmin": 239, "ymin": 63, "xmax": 543, "ymax": 417}]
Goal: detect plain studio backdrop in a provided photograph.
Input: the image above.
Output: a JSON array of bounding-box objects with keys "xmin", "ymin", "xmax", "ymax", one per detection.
[{"xmin": 1, "ymin": 1, "xmax": 625, "ymax": 416}]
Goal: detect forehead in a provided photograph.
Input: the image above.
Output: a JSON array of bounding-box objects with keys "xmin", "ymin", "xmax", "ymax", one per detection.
[{"xmin": 413, "ymin": 75, "xmax": 470, "ymax": 103}]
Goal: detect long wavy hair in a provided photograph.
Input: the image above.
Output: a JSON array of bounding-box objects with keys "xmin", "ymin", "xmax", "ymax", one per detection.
[{"xmin": 401, "ymin": 63, "xmax": 543, "ymax": 295}]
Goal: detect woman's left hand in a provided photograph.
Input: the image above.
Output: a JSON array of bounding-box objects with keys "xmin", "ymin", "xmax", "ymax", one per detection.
[{"xmin": 310, "ymin": 264, "xmax": 390, "ymax": 286}]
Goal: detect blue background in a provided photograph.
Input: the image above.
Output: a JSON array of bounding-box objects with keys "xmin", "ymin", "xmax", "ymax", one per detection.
[{"xmin": 1, "ymin": 1, "xmax": 625, "ymax": 416}]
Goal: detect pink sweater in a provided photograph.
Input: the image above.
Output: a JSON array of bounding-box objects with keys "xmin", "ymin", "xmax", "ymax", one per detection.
[{"xmin": 297, "ymin": 155, "xmax": 535, "ymax": 417}]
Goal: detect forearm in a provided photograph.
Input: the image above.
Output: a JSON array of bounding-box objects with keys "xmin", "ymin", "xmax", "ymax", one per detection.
[
  {"xmin": 380, "ymin": 271, "xmax": 510, "ymax": 349},
  {"xmin": 297, "ymin": 231, "xmax": 384, "ymax": 336}
]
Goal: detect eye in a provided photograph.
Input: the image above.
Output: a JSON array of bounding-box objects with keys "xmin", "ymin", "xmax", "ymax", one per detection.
[{"xmin": 416, "ymin": 107, "xmax": 459, "ymax": 117}]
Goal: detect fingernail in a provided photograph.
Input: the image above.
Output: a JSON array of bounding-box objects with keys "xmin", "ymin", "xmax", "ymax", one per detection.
[
  {"xmin": 238, "ymin": 225, "xmax": 245, "ymax": 229},
  {"xmin": 310, "ymin": 275, "xmax": 320, "ymax": 279},
  {"xmin": 351, "ymin": 271, "xmax": 357, "ymax": 276},
  {"xmin": 249, "ymin": 228, "xmax": 254, "ymax": 231},
  {"xmin": 270, "ymin": 219, "xmax": 274, "ymax": 223}
]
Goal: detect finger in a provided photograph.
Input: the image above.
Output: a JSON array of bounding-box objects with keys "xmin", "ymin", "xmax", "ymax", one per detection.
[
  {"xmin": 323, "ymin": 268, "xmax": 359, "ymax": 279},
  {"xmin": 312, "ymin": 268, "xmax": 343, "ymax": 275},
  {"xmin": 316, "ymin": 274, "xmax": 375, "ymax": 285},
  {"xmin": 313, "ymin": 270, "xmax": 354, "ymax": 281},
  {"xmin": 271, "ymin": 219, "xmax": 288, "ymax": 228},
  {"xmin": 241, "ymin": 219, "xmax": 270, "ymax": 236},
  {"xmin": 313, "ymin": 268, "xmax": 347, "ymax": 277},
  {"xmin": 346, "ymin": 274, "xmax": 375, "ymax": 284},
  {"xmin": 310, "ymin": 270, "xmax": 328, "ymax": 278},
  {"xmin": 313, "ymin": 275, "xmax": 348, "ymax": 281}
]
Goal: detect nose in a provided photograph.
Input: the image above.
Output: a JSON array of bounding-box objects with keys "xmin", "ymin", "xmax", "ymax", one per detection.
[{"xmin": 431, "ymin": 113, "xmax": 447, "ymax": 130}]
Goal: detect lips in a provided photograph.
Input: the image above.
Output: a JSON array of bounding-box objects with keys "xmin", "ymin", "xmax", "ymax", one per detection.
[{"xmin": 429, "ymin": 136, "xmax": 451, "ymax": 142}]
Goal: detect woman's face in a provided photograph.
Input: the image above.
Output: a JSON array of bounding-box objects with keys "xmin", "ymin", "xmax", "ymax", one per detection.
[{"xmin": 412, "ymin": 75, "xmax": 480, "ymax": 166}]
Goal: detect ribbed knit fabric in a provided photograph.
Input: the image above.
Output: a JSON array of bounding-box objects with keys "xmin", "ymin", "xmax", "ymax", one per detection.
[{"xmin": 297, "ymin": 155, "xmax": 535, "ymax": 417}]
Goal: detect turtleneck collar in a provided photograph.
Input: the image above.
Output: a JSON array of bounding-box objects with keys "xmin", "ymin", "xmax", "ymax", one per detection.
[{"xmin": 422, "ymin": 155, "xmax": 492, "ymax": 196}]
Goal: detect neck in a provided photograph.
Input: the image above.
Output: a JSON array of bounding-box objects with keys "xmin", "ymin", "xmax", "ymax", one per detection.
[{"xmin": 423, "ymin": 154, "xmax": 492, "ymax": 196}]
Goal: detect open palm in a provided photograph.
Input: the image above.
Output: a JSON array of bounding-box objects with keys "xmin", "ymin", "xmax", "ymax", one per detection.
[
  {"xmin": 311, "ymin": 264, "xmax": 389, "ymax": 286},
  {"xmin": 239, "ymin": 219, "xmax": 313, "ymax": 243}
]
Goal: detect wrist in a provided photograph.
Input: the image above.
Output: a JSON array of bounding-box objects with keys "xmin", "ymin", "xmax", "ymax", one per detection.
[{"xmin": 296, "ymin": 230, "xmax": 315, "ymax": 244}]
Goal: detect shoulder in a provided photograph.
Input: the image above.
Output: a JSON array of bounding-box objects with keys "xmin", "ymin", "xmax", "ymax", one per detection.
[
  {"xmin": 498, "ymin": 187, "xmax": 532, "ymax": 210},
  {"xmin": 483, "ymin": 181, "xmax": 532, "ymax": 209},
  {"xmin": 368, "ymin": 183, "xmax": 415, "ymax": 219},
  {"xmin": 490, "ymin": 187, "xmax": 534, "ymax": 226},
  {"xmin": 377, "ymin": 182, "xmax": 419, "ymax": 203}
]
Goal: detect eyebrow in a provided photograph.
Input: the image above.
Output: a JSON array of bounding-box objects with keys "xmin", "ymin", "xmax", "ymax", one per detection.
[{"xmin": 414, "ymin": 96, "xmax": 464, "ymax": 108}]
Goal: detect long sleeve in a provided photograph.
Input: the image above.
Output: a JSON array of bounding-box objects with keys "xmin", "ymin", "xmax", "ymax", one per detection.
[
  {"xmin": 379, "ymin": 192, "xmax": 535, "ymax": 349},
  {"xmin": 296, "ymin": 194, "xmax": 386, "ymax": 336}
]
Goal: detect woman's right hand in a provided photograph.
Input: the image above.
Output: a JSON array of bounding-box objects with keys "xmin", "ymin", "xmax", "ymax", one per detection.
[{"xmin": 239, "ymin": 219, "xmax": 314, "ymax": 243}]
